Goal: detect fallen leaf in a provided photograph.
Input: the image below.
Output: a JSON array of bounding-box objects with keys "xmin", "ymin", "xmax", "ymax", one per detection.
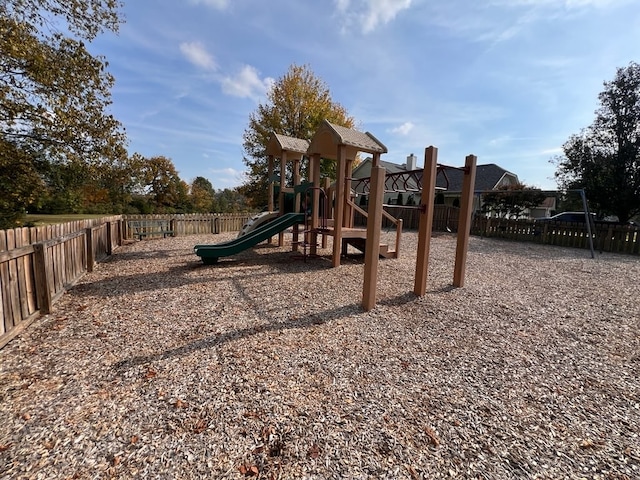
[
  {"xmin": 579, "ymin": 439, "xmax": 599, "ymax": 449},
  {"xmin": 424, "ymin": 426, "xmax": 441, "ymax": 446},
  {"xmin": 144, "ymin": 368, "xmax": 157, "ymax": 379},
  {"xmin": 174, "ymin": 399, "xmax": 187, "ymax": 408},
  {"xmin": 193, "ymin": 418, "xmax": 208, "ymax": 433},
  {"xmin": 308, "ymin": 444, "xmax": 320, "ymax": 459},
  {"xmin": 238, "ymin": 464, "xmax": 248, "ymax": 475},
  {"xmin": 0, "ymin": 443, "xmax": 12, "ymax": 452},
  {"xmin": 252, "ymin": 445, "xmax": 265, "ymax": 454},
  {"xmin": 407, "ymin": 465, "xmax": 420, "ymax": 480},
  {"xmin": 130, "ymin": 436, "xmax": 139, "ymax": 444}
]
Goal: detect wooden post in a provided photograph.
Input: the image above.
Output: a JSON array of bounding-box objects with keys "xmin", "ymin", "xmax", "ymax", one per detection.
[
  {"xmin": 267, "ymin": 155, "xmax": 275, "ymax": 212},
  {"xmin": 278, "ymin": 151, "xmax": 287, "ymax": 247},
  {"xmin": 395, "ymin": 218, "xmax": 403, "ymax": 259},
  {"xmin": 453, "ymin": 154, "xmax": 477, "ymax": 287},
  {"xmin": 33, "ymin": 243, "xmax": 52, "ymax": 314},
  {"xmin": 267, "ymin": 155, "xmax": 274, "ymax": 245},
  {"xmin": 414, "ymin": 147, "xmax": 438, "ymax": 296},
  {"xmin": 106, "ymin": 222, "xmax": 113, "ymax": 255},
  {"xmin": 86, "ymin": 228, "xmax": 94, "ymax": 273},
  {"xmin": 322, "ymin": 177, "xmax": 330, "ymax": 249},
  {"xmin": 344, "ymin": 158, "xmax": 354, "ymax": 228},
  {"xmin": 362, "ymin": 165, "xmax": 386, "ymax": 311},
  {"xmin": 332, "ymin": 147, "xmax": 346, "ymax": 267},
  {"xmin": 293, "ymin": 157, "xmax": 301, "ymax": 252},
  {"xmin": 310, "ymin": 153, "xmax": 321, "ymax": 256}
]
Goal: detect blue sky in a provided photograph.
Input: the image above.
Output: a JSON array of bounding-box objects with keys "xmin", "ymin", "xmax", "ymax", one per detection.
[{"xmin": 89, "ymin": 0, "xmax": 640, "ymax": 191}]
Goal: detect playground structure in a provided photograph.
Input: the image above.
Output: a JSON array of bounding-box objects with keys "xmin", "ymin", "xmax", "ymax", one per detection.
[{"xmin": 194, "ymin": 120, "xmax": 477, "ymax": 310}]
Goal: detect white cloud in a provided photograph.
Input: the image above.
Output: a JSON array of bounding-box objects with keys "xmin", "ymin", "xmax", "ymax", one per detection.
[
  {"xmin": 335, "ymin": 0, "xmax": 413, "ymax": 34},
  {"xmin": 491, "ymin": 0, "xmax": 625, "ymax": 7},
  {"xmin": 208, "ymin": 167, "xmax": 246, "ymax": 189},
  {"xmin": 189, "ymin": 0, "xmax": 229, "ymax": 10},
  {"xmin": 179, "ymin": 42, "xmax": 217, "ymax": 70},
  {"xmin": 390, "ymin": 121, "xmax": 414, "ymax": 136},
  {"xmin": 220, "ymin": 65, "xmax": 274, "ymax": 100}
]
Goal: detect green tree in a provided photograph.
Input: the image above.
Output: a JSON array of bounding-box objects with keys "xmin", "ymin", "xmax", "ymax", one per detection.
[
  {"xmin": 241, "ymin": 64, "xmax": 355, "ymax": 208},
  {"xmin": 214, "ymin": 188, "xmax": 250, "ymax": 213},
  {"xmin": 0, "ymin": 0, "xmax": 126, "ymax": 223},
  {"xmin": 480, "ymin": 184, "xmax": 546, "ymax": 219},
  {"xmin": 554, "ymin": 62, "xmax": 640, "ymax": 223},
  {"xmin": 140, "ymin": 156, "xmax": 188, "ymax": 213},
  {"xmin": 190, "ymin": 176, "xmax": 216, "ymax": 213},
  {"xmin": 0, "ymin": 140, "xmax": 45, "ymax": 227}
]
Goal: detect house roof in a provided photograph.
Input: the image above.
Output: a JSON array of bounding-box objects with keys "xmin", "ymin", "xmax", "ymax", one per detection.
[
  {"xmin": 436, "ymin": 163, "xmax": 518, "ymax": 192},
  {"xmin": 353, "ymin": 158, "xmax": 519, "ymax": 193}
]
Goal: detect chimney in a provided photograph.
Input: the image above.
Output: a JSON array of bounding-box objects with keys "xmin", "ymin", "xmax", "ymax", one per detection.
[{"xmin": 406, "ymin": 153, "xmax": 417, "ymax": 171}]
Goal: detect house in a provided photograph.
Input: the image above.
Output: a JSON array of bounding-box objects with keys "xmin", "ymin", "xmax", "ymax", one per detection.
[
  {"xmin": 351, "ymin": 154, "xmax": 521, "ymax": 212},
  {"xmin": 351, "ymin": 153, "xmax": 425, "ymax": 206},
  {"xmin": 435, "ymin": 162, "xmax": 519, "ymax": 211}
]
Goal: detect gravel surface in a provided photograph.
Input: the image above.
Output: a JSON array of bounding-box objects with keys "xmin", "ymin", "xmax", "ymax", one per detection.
[{"xmin": 1, "ymin": 230, "xmax": 639, "ymax": 479}]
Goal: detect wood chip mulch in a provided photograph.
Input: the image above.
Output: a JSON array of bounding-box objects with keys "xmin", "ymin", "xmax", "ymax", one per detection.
[{"xmin": 1, "ymin": 231, "xmax": 639, "ymax": 479}]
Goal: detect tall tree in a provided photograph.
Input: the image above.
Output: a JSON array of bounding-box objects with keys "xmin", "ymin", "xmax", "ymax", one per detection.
[
  {"xmin": 141, "ymin": 156, "xmax": 189, "ymax": 213},
  {"xmin": 241, "ymin": 64, "xmax": 355, "ymax": 208},
  {"xmin": 0, "ymin": 140, "xmax": 45, "ymax": 227},
  {"xmin": 0, "ymin": 0, "xmax": 126, "ymax": 223},
  {"xmin": 190, "ymin": 176, "xmax": 216, "ymax": 213},
  {"xmin": 554, "ymin": 62, "xmax": 640, "ymax": 223}
]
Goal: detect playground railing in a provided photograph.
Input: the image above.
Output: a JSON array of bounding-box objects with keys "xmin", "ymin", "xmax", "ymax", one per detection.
[{"xmin": 349, "ymin": 199, "xmax": 403, "ymax": 257}]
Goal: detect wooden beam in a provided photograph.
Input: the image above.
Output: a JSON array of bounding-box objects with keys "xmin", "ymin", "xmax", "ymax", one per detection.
[
  {"xmin": 333, "ymin": 146, "xmax": 346, "ymax": 267},
  {"xmin": 310, "ymin": 153, "xmax": 321, "ymax": 255},
  {"xmin": 278, "ymin": 151, "xmax": 287, "ymax": 247},
  {"xmin": 293, "ymin": 157, "xmax": 301, "ymax": 252},
  {"xmin": 414, "ymin": 146, "xmax": 438, "ymax": 296},
  {"xmin": 267, "ymin": 155, "xmax": 274, "ymax": 245},
  {"xmin": 453, "ymin": 154, "xmax": 477, "ymax": 287},
  {"xmin": 362, "ymin": 165, "xmax": 386, "ymax": 311}
]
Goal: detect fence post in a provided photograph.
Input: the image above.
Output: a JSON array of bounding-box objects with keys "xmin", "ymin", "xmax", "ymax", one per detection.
[
  {"xmin": 117, "ymin": 219, "xmax": 123, "ymax": 246},
  {"xmin": 86, "ymin": 228, "xmax": 94, "ymax": 273},
  {"xmin": 106, "ymin": 222, "xmax": 113, "ymax": 255},
  {"xmin": 33, "ymin": 243, "xmax": 52, "ymax": 314},
  {"xmin": 170, "ymin": 219, "xmax": 177, "ymax": 237}
]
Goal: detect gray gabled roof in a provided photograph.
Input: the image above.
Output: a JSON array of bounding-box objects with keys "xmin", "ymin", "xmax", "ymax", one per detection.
[
  {"xmin": 354, "ymin": 158, "xmax": 519, "ymax": 193},
  {"xmin": 437, "ymin": 163, "xmax": 518, "ymax": 191}
]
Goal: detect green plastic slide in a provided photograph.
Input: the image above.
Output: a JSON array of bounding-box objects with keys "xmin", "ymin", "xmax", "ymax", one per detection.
[{"xmin": 194, "ymin": 212, "xmax": 305, "ymax": 264}]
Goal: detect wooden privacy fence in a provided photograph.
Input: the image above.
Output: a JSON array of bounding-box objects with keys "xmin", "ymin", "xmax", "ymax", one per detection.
[
  {"xmin": 356, "ymin": 205, "xmax": 640, "ymax": 254},
  {"xmin": 474, "ymin": 217, "xmax": 640, "ymax": 254},
  {"xmin": 123, "ymin": 213, "xmax": 252, "ymax": 239},
  {"xmin": 0, "ymin": 213, "xmax": 253, "ymax": 349},
  {"xmin": 0, "ymin": 217, "xmax": 122, "ymax": 349}
]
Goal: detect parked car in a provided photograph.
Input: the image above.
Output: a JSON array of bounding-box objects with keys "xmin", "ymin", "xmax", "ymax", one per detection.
[{"xmin": 535, "ymin": 212, "xmax": 595, "ymax": 223}]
